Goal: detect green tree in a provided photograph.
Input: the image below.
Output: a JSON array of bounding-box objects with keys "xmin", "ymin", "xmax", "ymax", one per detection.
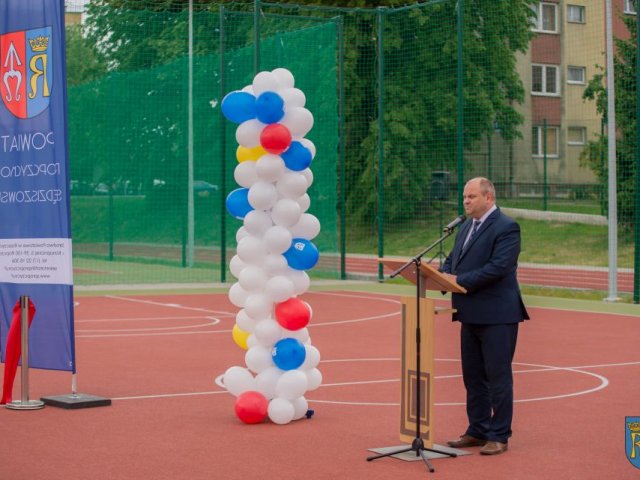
[
  {"xmin": 65, "ymin": 24, "xmax": 107, "ymax": 86},
  {"xmin": 581, "ymin": 14, "xmax": 637, "ymax": 227},
  {"xmin": 75, "ymin": 0, "xmax": 536, "ymax": 225},
  {"xmin": 347, "ymin": 0, "xmax": 535, "ymax": 223}
]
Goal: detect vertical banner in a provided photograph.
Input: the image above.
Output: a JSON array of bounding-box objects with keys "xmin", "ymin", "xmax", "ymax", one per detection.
[{"xmin": 0, "ymin": 0, "xmax": 75, "ymax": 372}]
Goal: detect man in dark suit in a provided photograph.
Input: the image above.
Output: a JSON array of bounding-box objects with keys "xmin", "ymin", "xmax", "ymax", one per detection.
[{"xmin": 440, "ymin": 177, "xmax": 529, "ymax": 456}]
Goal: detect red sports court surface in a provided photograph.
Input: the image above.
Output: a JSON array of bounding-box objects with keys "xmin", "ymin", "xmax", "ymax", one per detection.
[{"xmin": 0, "ymin": 289, "xmax": 639, "ymax": 480}]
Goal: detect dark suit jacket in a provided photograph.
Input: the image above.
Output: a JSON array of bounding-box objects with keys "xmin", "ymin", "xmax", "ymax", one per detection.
[{"xmin": 441, "ymin": 208, "xmax": 529, "ymax": 325}]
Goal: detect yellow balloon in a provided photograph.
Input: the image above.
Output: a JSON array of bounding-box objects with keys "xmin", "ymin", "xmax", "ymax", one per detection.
[
  {"xmin": 232, "ymin": 324, "xmax": 250, "ymax": 350},
  {"xmin": 236, "ymin": 144, "xmax": 266, "ymax": 163}
]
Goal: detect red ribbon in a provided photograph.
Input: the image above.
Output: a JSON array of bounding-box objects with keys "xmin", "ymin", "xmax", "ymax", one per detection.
[{"xmin": 1, "ymin": 298, "xmax": 36, "ymax": 405}]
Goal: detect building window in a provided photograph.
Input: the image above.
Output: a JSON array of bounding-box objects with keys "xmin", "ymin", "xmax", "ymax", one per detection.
[
  {"xmin": 533, "ymin": 125, "xmax": 560, "ymax": 157},
  {"xmin": 625, "ymin": 0, "xmax": 636, "ymax": 14},
  {"xmin": 567, "ymin": 66, "xmax": 586, "ymax": 84},
  {"xmin": 567, "ymin": 5, "xmax": 586, "ymax": 23},
  {"xmin": 532, "ymin": 64, "xmax": 560, "ymax": 95},
  {"xmin": 532, "ymin": 2, "xmax": 558, "ymax": 33},
  {"xmin": 567, "ymin": 127, "xmax": 586, "ymax": 146}
]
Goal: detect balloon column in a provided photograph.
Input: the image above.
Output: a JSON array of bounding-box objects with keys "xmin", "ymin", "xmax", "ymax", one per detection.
[{"xmin": 221, "ymin": 68, "xmax": 322, "ymax": 425}]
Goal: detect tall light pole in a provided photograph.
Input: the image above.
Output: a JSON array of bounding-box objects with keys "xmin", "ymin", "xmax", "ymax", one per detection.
[{"xmin": 605, "ymin": 0, "xmax": 619, "ymax": 301}]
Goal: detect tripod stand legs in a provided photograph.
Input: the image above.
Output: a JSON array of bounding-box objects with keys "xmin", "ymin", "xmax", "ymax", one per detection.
[{"xmin": 367, "ymin": 437, "xmax": 456, "ymax": 473}]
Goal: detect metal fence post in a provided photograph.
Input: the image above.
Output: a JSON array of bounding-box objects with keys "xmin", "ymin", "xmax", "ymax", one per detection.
[{"xmin": 377, "ymin": 7, "xmax": 385, "ymax": 282}]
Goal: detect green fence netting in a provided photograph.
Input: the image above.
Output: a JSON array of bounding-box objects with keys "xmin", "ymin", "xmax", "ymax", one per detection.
[
  {"xmin": 64, "ymin": 0, "xmax": 640, "ymax": 300},
  {"xmin": 67, "ymin": 4, "xmax": 339, "ymax": 285}
]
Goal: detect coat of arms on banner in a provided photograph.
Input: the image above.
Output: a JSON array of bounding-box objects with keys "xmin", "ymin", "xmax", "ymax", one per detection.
[
  {"xmin": 0, "ymin": 26, "xmax": 52, "ymax": 119},
  {"xmin": 626, "ymin": 417, "xmax": 640, "ymax": 469}
]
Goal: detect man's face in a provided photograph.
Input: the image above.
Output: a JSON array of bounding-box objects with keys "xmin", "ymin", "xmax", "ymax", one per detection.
[{"xmin": 463, "ymin": 180, "xmax": 494, "ymax": 219}]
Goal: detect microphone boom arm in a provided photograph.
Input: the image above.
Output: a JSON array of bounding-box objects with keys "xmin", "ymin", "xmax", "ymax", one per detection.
[{"xmin": 389, "ymin": 228, "xmax": 457, "ymax": 279}]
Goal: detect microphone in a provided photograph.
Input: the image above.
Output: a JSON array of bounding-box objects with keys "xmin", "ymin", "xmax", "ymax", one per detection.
[{"xmin": 443, "ymin": 215, "xmax": 466, "ymax": 233}]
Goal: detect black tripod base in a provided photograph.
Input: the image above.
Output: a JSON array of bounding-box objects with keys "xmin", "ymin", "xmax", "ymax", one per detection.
[{"xmin": 367, "ymin": 438, "xmax": 460, "ymax": 473}]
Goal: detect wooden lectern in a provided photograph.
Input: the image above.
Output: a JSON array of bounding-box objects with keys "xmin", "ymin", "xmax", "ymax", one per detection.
[{"xmin": 380, "ymin": 258, "xmax": 466, "ymax": 447}]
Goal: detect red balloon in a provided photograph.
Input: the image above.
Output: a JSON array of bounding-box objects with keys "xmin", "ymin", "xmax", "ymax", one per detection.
[
  {"xmin": 275, "ymin": 297, "xmax": 311, "ymax": 331},
  {"xmin": 260, "ymin": 123, "xmax": 292, "ymax": 154},
  {"xmin": 234, "ymin": 391, "xmax": 268, "ymax": 424}
]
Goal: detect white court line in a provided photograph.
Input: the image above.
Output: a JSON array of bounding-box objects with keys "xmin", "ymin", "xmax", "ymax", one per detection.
[
  {"xmin": 113, "ymin": 391, "xmax": 228, "ymax": 401},
  {"xmin": 78, "ymin": 317, "xmax": 220, "ymax": 333},
  {"xmin": 77, "ymin": 291, "xmax": 400, "ymax": 337},
  {"xmin": 104, "ymin": 295, "xmax": 230, "ymax": 315},
  {"xmin": 77, "ymin": 292, "xmax": 637, "ymax": 405},
  {"xmin": 77, "ymin": 315, "xmax": 230, "ymax": 324},
  {"xmin": 112, "ymin": 359, "xmax": 640, "ymax": 404}
]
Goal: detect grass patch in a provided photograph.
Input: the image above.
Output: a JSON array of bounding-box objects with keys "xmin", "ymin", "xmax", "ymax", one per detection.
[{"xmin": 344, "ymin": 215, "xmax": 633, "ymax": 268}]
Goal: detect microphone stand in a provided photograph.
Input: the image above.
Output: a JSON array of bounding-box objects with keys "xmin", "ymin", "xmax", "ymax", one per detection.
[{"xmin": 367, "ymin": 226, "xmax": 460, "ymax": 473}]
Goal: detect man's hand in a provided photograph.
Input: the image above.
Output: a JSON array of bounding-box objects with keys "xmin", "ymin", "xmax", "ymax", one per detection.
[{"xmin": 441, "ymin": 272, "xmax": 458, "ymax": 284}]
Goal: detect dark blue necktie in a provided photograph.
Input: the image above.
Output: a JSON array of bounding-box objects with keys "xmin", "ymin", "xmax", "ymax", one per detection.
[{"xmin": 463, "ymin": 220, "xmax": 480, "ymax": 251}]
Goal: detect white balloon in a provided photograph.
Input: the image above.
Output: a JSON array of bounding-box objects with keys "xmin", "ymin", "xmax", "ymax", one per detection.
[
  {"xmin": 275, "ymin": 370, "xmax": 309, "ymax": 400},
  {"xmin": 272, "ymin": 68, "xmax": 295, "ymax": 90},
  {"xmin": 291, "ymin": 396, "xmax": 309, "ymax": 420},
  {"xmin": 255, "ymin": 366, "xmax": 283, "ymax": 400},
  {"xmin": 268, "ymin": 397, "xmax": 295, "ymax": 425},
  {"xmin": 262, "ymin": 253, "xmax": 289, "ymax": 276},
  {"xmin": 238, "ymin": 265, "xmax": 268, "ymax": 292},
  {"xmin": 236, "ymin": 235, "xmax": 266, "ymax": 264},
  {"xmin": 299, "ymin": 138, "xmax": 316, "ymax": 158},
  {"xmin": 234, "ymin": 161, "xmax": 259, "ymax": 188},
  {"xmin": 265, "ymin": 275, "xmax": 295, "ymax": 303},
  {"xmin": 248, "ymin": 181, "xmax": 278, "ymax": 210},
  {"xmin": 236, "ymin": 309, "xmax": 257, "ymax": 333},
  {"xmin": 246, "ymin": 334, "xmax": 260, "ymax": 349},
  {"xmin": 245, "ymin": 345, "xmax": 273, "ymax": 374},
  {"xmin": 271, "ymin": 198, "xmax": 301, "ymax": 227},
  {"xmin": 296, "ymin": 193, "xmax": 311, "ymax": 213},
  {"xmin": 287, "ymin": 269, "xmax": 310, "ymax": 295},
  {"xmin": 244, "ymin": 293, "xmax": 273, "ymax": 320},
  {"xmin": 280, "ymin": 107, "xmax": 313, "ymax": 138},
  {"xmin": 263, "ymin": 225, "xmax": 293, "ymax": 255},
  {"xmin": 253, "ymin": 71, "xmax": 280, "ymax": 95},
  {"xmin": 241, "ymin": 85, "xmax": 254, "ymax": 94},
  {"xmin": 254, "ymin": 318, "xmax": 283, "ymax": 346},
  {"xmin": 300, "ymin": 168, "xmax": 314, "ymax": 187},
  {"xmin": 276, "ymin": 172, "xmax": 308, "ymax": 199},
  {"xmin": 243, "ymin": 209, "xmax": 273, "ymax": 237},
  {"xmin": 229, "ymin": 255, "xmax": 247, "ymax": 279},
  {"xmin": 255, "ymin": 154, "xmax": 285, "ymax": 182},
  {"xmin": 280, "ymin": 87, "xmax": 306, "ymax": 108},
  {"xmin": 223, "ymin": 366, "xmax": 255, "ymax": 396},
  {"xmin": 306, "ymin": 368, "xmax": 323, "ymax": 391},
  {"xmin": 301, "ymin": 345, "xmax": 320, "ymax": 370},
  {"xmin": 287, "ymin": 327, "xmax": 310, "ymax": 344},
  {"xmin": 289, "ymin": 213, "xmax": 321, "ymax": 240},
  {"xmin": 228, "ymin": 282, "xmax": 250, "ymax": 308},
  {"xmin": 235, "ymin": 119, "xmax": 264, "ymax": 147},
  {"xmin": 235, "ymin": 226, "xmax": 250, "ymax": 243}
]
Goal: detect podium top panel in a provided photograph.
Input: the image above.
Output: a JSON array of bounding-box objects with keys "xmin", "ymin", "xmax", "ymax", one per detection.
[{"xmin": 379, "ymin": 258, "xmax": 467, "ymax": 294}]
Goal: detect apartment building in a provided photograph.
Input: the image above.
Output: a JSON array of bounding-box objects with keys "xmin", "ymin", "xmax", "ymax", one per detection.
[{"xmin": 503, "ymin": 0, "xmax": 635, "ymax": 193}]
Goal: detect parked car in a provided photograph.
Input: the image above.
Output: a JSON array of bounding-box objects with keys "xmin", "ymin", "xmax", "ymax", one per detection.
[{"xmin": 193, "ymin": 180, "xmax": 218, "ymax": 198}]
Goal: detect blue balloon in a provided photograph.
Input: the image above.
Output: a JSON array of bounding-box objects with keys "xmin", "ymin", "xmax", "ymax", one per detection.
[
  {"xmin": 221, "ymin": 91, "xmax": 256, "ymax": 124},
  {"xmin": 272, "ymin": 337, "xmax": 306, "ymax": 371},
  {"xmin": 283, "ymin": 238, "xmax": 319, "ymax": 271},
  {"xmin": 255, "ymin": 91, "xmax": 285, "ymax": 124},
  {"xmin": 281, "ymin": 141, "xmax": 312, "ymax": 171},
  {"xmin": 225, "ymin": 188, "xmax": 253, "ymax": 219}
]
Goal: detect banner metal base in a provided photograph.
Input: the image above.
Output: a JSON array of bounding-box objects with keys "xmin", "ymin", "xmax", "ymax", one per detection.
[
  {"xmin": 40, "ymin": 393, "xmax": 111, "ymax": 409},
  {"xmin": 5, "ymin": 399, "xmax": 45, "ymax": 410}
]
